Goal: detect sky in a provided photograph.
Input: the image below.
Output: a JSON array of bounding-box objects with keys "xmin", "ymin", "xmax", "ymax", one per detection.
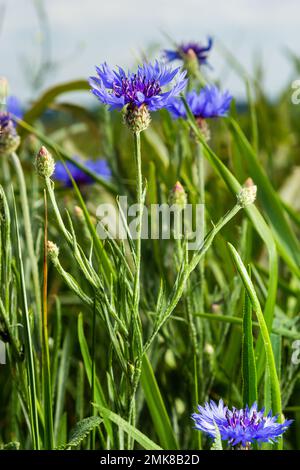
[{"xmin": 0, "ymin": 0, "xmax": 299, "ymax": 105}]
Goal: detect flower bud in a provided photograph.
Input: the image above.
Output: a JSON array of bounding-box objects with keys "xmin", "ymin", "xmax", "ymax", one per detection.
[
  {"xmin": 237, "ymin": 178, "xmax": 257, "ymax": 207},
  {"xmin": 123, "ymin": 104, "xmax": 151, "ymax": 133},
  {"xmin": 47, "ymin": 241, "xmax": 59, "ymax": 259},
  {"xmin": 74, "ymin": 205, "xmax": 84, "ymax": 220},
  {"xmin": 35, "ymin": 146, "xmax": 55, "ymax": 178},
  {"xmin": 204, "ymin": 343, "xmax": 214, "ymax": 355},
  {"xmin": 169, "ymin": 181, "xmax": 187, "ymax": 210},
  {"xmin": 184, "ymin": 48, "xmax": 200, "ymax": 78},
  {"xmin": 0, "ymin": 112, "xmax": 20, "ymax": 156},
  {"xmin": 195, "ymin": 117, "xmax": 211, "ymax": 141}
]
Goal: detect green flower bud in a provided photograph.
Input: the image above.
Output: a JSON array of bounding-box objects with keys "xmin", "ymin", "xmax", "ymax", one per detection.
[
  {"xmin": 35, "ymin": 146, "xmax": 55, "ymax": 178},
  {"xmin": 169, "ymin": 181, "xmax": 187, "ymax": 210},
  {"xmin": 237, "ymin": 178, "xmax": 257, "ymax": 207},
  {"xmin": 183, "ymin": 48, "xmax": 200, "ymax": 78},
  {"xmin": 47, "ymin": 241, "xmax": 59, "ymax": 260},
  {"xmin": 195, "ymin": 117, "xmax": 211, "ymax": 141},
  {"xmin": 0, "ymin": 114, "xmax": 20, "ymax": 156},
  {"xmin": 123, "ymin": 104, "xmax": 151, "ymax": 133}
]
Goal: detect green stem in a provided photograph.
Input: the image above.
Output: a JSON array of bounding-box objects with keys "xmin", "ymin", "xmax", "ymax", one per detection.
[
  {"xmin": 196, "ymin": 141, "xmax": 205, "ymax": 410},
  {"xmin": 12, "ymin": 191, "xmax": 40, "ymax": 450},
  {"xmin": 10, "ymin": 152, "xmax": 42, "ymax": 345},
  {"xmin": 128, "ymin": 131, "xmax": 144, "ymax": 448},
  {"xmin": 133, "ymin": 131, "xmax": 143, "ymax": 318},
  {"xmin": 197, "ymin": 141, "xmax": 205, "ymax": 315},
  {"xmin": 90, "ymin": 297, "xmax": 97, "ymax": 450},
  {"xmin": 42, "ymin": 190, "xmax": 54, "ymax": 449}
]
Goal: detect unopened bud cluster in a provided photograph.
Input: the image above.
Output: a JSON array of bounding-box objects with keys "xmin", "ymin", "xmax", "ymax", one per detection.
[
  {"xmin": 169, "ymin": 181, "xmax": 187, "ymax": 210},
  {"xmin": 47, "ymin": 241, "xmax": 59, "ymax": 260},
  {"xmin": 195, "ymin": 117, "xmax": 211, "ymax": 142},
  {"xmin": 237, "ymin": 178, "xmax": 257, "ymax": 207},
  {"xmin": 35, "ymin": 146, "xmax": 55, "ymax": 178},
  {"xmin": 0, "ymin": 112, "xmax": 20, "ymax": 156},
  {"xmin": 123, "ymin": 104, "xmax": 151, "ymax": 133},
  {"xmin": 184, "ymin": 49, "xmax": 200, "ymax": 78}
]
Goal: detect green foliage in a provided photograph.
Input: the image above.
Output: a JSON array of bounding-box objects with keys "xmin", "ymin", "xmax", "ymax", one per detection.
[
  {"xmin": 93, "ymin": 404, "xmax": 162, "ymax": 450},
  {"xmin": 1, "ymin": 46, "xmax": 299, "ymax": 451},
  {"xmin": 64, "ymin": 416, "xmax": 102, "ymax": 449},
  {"xmin": 210, "ymin": 423, "xmax": 223, "ymax": 451},
  {"xmin": 242, "ymin": 281, "xmax": 258, "ymax": 407}
]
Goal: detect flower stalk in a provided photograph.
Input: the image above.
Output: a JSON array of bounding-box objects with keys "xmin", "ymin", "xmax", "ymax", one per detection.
[{"xmin": 10, "ymin": 152, "xmax": 42, "ymax": 344}]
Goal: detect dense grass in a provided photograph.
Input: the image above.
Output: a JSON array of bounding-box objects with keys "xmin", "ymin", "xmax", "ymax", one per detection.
[{"xmin": 1, "ymin": 51, "xmax": 300, "ymax": 451}]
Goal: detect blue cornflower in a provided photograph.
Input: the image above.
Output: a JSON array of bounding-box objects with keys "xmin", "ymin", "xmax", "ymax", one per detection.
[
  {"xmin": 89, "ymin": 61, "xmax": 187, "ymax": 113},
  {"xmin": 54, "ymin": 158, "xmax": 111, "ymax": 187},
  {"xmin": 192, "ymin": 400, "xmax": 292, "ymax": 447},
  {"xmin": 168, "ymin": 85, "xmax": 232, "ymax": 121},
  {"xmin": 164, "ymin": 38, "xmax": 213, "ymax": 65}
]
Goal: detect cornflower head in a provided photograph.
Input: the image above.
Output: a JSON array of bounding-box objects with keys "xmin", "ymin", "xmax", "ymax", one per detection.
[
  {"xmin": 0, "ymin": 96, "xmax": 22, "ymax": 156},
  {"xmin": 54, "ymin": 158, "xmax": 111, "ymax": 187},
  {"xmin": 168, "ymin": 85, "xmax": 232, "ymax": 140},
  {"xmin": 165, "ymin": 38, "xmax": 213, "ymax": 65},
  {"xmin": 89, "ymin": 61, "xmax": 187, "ymax": 133},
  {"xmin": 192, "ymin": 400, "xmax": 292, "ymax": 448}
]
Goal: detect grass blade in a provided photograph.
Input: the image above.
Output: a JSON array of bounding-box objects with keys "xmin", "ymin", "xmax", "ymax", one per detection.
[
  {"xmin": 42, "ymin": 190, "xmax": 54, "ymax": 449},
  {"xmin": 141, "ymin": 355, "xmax": 178, "ymax": 449},
  {"xmin": 93, "ymin": 403, "xmax": 162, "ymax": 450},
  {"xmin": 77, "ymin": 313, "xmax": 114, "ymax": 445},
  {"xmin": 242, "ymin": 279, "xmax": 258, "ymax": 406},
  {"xmin": 227, "ymin": 243, "xmax": 282, "ymax": 421},
  {"xmin": 12, "ymin": 189, "xmax": 40, "ymax": 450}
]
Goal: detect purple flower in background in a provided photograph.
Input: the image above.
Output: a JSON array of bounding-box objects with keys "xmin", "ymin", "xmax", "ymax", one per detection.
[
  {"xmin": 192, "ymin": 400, "xmax": 292, "ymax": 447},
  {"xmin": 168, "ymin": 85, "xmax": 232, "ymax": 121},
  {"xmin": 0, "ymin": 112, "xmax": 14, "ymax": 130},
  {"xmin": 0, "ymin": 96, "xmax": 22, "ymax": 155},
  {"xmin": 89, "ymin": 61, "xmax": 187, "ymax": 112},
  {"xmin": 54, "ymin": 158, "xmax": 111, "ymax": 187},
  {"xmin": 164, "ymin": 38, "xmax": 213, "ymax": 65},
  {"xmin": 0, "ymin": 95, "xmax": 23, "ymax": 130}
]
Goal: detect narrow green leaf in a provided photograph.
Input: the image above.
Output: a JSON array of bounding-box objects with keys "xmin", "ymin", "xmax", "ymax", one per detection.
[
  {"xmin": 227, "ymin": 243, "xmax": 282, "ymax": 421},
  {"xmin": 12, "ymin": 190, "xmax": 40, "ymax": 450},
  {"xmin": 19, "ymin": 80, "xmax": 90, "ymax": 133},
  {"xmin": 66, "ymin": 416, "xmax": 102, "ymax": 449},
  {"xmin": 210, "ymin": 422, "xmax": 223, "ymax": 450},
  {"xmin": 93, "ymin": 403, "xmax": 162, "ymax": 450},
  {"xmin": 77, "ymin": 313, "xmax": 114, "ymax": 444},
  {"xmin": 54, "ymin": 328, "xmax": 72, "ymax": 443},
  {"xmin": 242, "ymin": 284, "xmax": 258, "ymax": 406}
]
